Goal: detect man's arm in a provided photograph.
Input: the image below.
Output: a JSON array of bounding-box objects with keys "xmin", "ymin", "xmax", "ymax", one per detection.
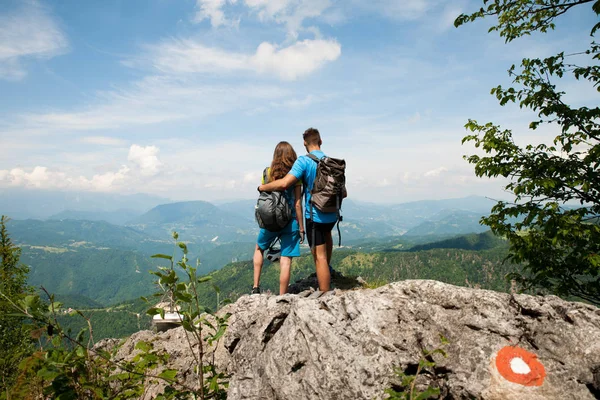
[{"xmin": 259, "ymin": 173, "xmax": 298, "ymax": 192}]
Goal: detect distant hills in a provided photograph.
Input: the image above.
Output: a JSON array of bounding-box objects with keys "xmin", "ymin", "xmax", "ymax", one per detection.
[
  {"xmin": 403, "ymin": 209, "xmax": 488, "ymax": 236},
  {"xmin": 8, "ymin": 219, "xmax": 161, "ymax": 251},
  {"xmin": 2, "ymin": 188, "xmax": 497, "ymax": 240},
  {"xmin": 214, "ymin": 196, "xmax": 496, "ymax": 238},
  {"xmin": 0, "ymin": 188, "xmax": 168, "ymax": 220},
  {"xmin": 127, "ymin": 200, "xmax": 257, "ymax": 243},
  {"xmin": 407, "ymin": 231, "xmax": 507, "ymax": 252},
  {"xmin": 2, "ymin": 191, "xmax": 508, "ymax": 308}
]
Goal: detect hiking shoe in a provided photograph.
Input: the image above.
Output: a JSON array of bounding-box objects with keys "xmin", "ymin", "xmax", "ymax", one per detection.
[{"xmin": 251, "ymin": 286, "xmax": 261, "ymax": 295}]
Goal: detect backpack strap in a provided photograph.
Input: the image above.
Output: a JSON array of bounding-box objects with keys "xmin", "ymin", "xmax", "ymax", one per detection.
[
  {"xmin": 306, "ymin": 153, "xmax": 320, "ymax": 164},
  {"xmin": 268, "ymin": 234, "xmax": 281, "ymax": 252},
  {"xmin": 306, "ymin": 154, "xmax": 318, "ymax": 248},
  {"xmin": 262, "ymin": 167, "xmax": 270, "ymax": 184},
  {"xmin": 335, "ymin": 193, "xmax": 342, "ymax": 247}
]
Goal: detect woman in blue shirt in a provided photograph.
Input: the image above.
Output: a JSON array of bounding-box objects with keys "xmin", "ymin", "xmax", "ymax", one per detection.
[{"xmin": 252, "ymin": 141, "xmax": 304, "ymax": 295}]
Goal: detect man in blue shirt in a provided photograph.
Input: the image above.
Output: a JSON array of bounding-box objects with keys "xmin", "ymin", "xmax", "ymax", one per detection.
[{"xmin": 258, "ymin": 128, "xmax": 337, "ymax": 292}]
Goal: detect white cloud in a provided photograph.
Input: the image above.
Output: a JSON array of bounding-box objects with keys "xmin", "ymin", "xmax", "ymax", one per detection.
[
  {"xmin": 194, "ymin": 0, "xmax": 239, "ymax": 27},
  {"xmin": 85, "ymin": 166, "xmax": 130, "ymax": 191},
  {"xmin": 13, "ymin": 75, "xmax": 288, "ymax": 134},
  {"xmin": 148, "ymin": 37, "xmax": 341, "ymax": 80},
  {"xmin": 150, "ymin": 39, "xmax": 248, "ymax": 74},
  {"xmin": 0, "ymin": 144, "xmax": 163, "ymax": 192},
  {"xmin": 0, "ymin": 58, "xmax": 27, "ymax": 81},
  {"xmin": 192, "ymin": 0, "xmax": 334, "ymax": 35},
  {"xmin": 128, "ymin": 145, "xmax": 162, "ymax": 177},
  {"xmin": 0, "ymin": 162, "xmax": 136, "ymax": 192},
  {"xmin": 252, "ymin": 39, "xmax": 341, "ymax": 80},
  {"xmin": 243, "ymin": 171, "xmax": 261, "ymax": 184},
  {"xmin": 6, "ymin": 166, "xmax": 53, "ymax": 188},
  {"xmin": 244, "ymin": 0, "xmax": 332, "ymax": 37},
  {"xmin": 424, "ymin": 166, "xmax": 448, "ymax": 178},
  {"xmin": 0, "ymin": 166, "xmax": 130, "ymax": 191},
  {"xmin": 191, "ymin": 0, "xmax": 440, "ymax": 36},
  {"xmin": 0, "ymin": 1, "xmax": 69, "ymax": 80}
]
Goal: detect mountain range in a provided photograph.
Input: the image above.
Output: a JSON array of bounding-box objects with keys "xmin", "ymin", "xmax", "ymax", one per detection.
[
  {"xmin": 0, "ymin": 188, "xmax": 168, "ymax": 220},
  {"xmin": 2, "ymin": 190, "xmax": 505, "ymax": 307}
]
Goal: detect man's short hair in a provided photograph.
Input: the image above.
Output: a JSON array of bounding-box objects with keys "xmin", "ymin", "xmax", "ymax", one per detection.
[{"xmin": 303, "ymin": 127, "xmax": 321, "ymax": 146}]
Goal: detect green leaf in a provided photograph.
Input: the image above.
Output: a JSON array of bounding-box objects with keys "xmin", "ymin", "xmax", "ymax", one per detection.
[
  {"xmin": 414, "ymin": 387, "xmax": 441, "ymax": 400},
  {"xmin": 109, "ymin": 372, "xmax": 133, "ymax": 381},
  {"xmin": 151, "ymin": 254, "xmax": 173, "ymax": 261},
  {"xmin": 51, "ymin": 335, "xmax": 62, "ymax": 347},
  {"xmin": 158, "ymin": 369, "xmax": 178, "ymax": 381},
  {"xmin": 147, "ymin": 307, "xmax": 161, "ymax": 316},
  {"xmin": 209, "ymin": 375, "xmax": 220, "ymax": 391},
  {"xmin": 135, "ymin": 341, "xmax": 152, "ymax": 352},
  {"xmin": 36, "ymin": 367, "xmax": 60, "ymax": 380},
  {"xmin": 76, "ymin": 346, "xmax": 86, "ymax": 358},
  {"xmin": 24, "ymin": 295, "xmax": 37, "ymax": 308},
  {"xmin": 177, "ymin": 242, "xmax": 188, "ymax": 253},
  {"xmin": 209, "ymin": 325, "xmax": 227, "ymax": 344}
]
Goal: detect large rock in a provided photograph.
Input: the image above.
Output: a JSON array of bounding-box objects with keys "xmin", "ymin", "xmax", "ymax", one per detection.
[{"xmin": 111, "ymin": 280, "xmax": 600, "ymax": 399}]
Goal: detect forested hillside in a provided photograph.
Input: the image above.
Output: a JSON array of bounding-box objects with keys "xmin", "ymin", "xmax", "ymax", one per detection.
[
  {"xmin": 20, "ymin": 246, "xmax": 157, "ymax": 305},
  {"xmin": 7, "ymin": 219, "xmax": 170, "ymax": 254},
  {"xmin": 407, "ymin": 231, "xmax": 507, "ymax": 252},
  {"xmin": 51, "ymin": 231, "xmax": 516, "ymax": 341},
  {"xmin": 54, "ymin": 297, "xmax": 152, "ymax": 341}
]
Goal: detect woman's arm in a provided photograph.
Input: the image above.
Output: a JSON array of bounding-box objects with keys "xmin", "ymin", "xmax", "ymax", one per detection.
[{"xmin": 294, "ymin": 185, "xmax": 304, "ymax": 243}]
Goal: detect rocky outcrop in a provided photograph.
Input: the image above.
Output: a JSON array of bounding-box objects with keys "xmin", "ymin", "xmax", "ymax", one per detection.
[{"xmin": 110, "ymin": 280, "xmax": 600, "ymax": 399}]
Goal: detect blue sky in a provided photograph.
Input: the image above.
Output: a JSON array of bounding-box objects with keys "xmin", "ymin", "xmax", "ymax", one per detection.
[{"xmin": 0, "ymin": 0, "xmax": 596, "ymax": 203}]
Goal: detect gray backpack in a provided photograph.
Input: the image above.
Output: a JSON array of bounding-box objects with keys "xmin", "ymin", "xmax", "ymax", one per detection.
[
  {"xmin": 307, "ymin": 154, "xmax": 347, "ymax": 245},
  {"xmin": 255, "ymin": 168, "xmax": 293, "ymax": 232}
]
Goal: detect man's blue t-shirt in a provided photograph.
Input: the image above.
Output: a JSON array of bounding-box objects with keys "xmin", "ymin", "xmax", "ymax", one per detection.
[{"xmin": 289, "ymin": 150, "xmax": 338, "ymax": 224}]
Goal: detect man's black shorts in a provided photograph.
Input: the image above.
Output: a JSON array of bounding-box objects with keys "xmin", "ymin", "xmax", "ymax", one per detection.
[{"xmin": 306, "ymin": 219, "xmax": 336, "ymax": 248}]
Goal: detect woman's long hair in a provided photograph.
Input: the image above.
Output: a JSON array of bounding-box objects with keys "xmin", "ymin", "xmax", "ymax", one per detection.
[{"xmin": 269, "ymin": 141, "xmax": 297, "ymax": 181}]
